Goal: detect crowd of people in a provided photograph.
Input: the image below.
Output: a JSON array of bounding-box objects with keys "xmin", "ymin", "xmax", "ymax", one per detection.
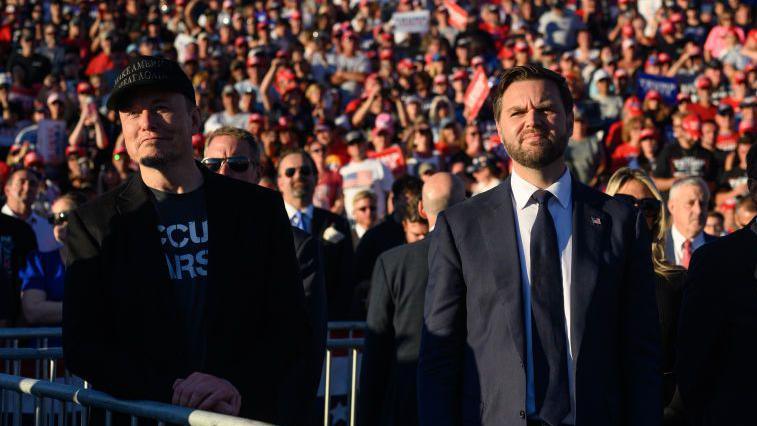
[{"xmin": 0, "ymin": 0, "xmax": 755, "ymax": 425}]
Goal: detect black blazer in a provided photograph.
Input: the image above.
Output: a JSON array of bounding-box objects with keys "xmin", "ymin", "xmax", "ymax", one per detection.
[
  {"xmin": 676, "ymin": 218, "xmax": 757, "ymax": 426},
  {"xmin": 663, "ymin": 230, "xmax": 718, "ymax": 266},
  {"xmin": 354, "ymin": 215, "xmax": 406, "ymax": 319},
  {"xmin": 0, "ymin": 214, "xmax": 37, "ymax": 324},
  {"xmin": 359, "ymin": 238, "xmax": 430, "ymax": 426},
  {"xmin": 418, "ymin": 176, "xmax": 661, "ymax": 426},
  {"xmin": 310, "ymin": 207, "xmax": 355, "ymax": 321},
  {"xmin": 62, "ymin": 166, "xmax": 309, "ymax": 425},
  {"xmin": 290, "ymin": 227, "xmax": 327, "ymax": 425}
]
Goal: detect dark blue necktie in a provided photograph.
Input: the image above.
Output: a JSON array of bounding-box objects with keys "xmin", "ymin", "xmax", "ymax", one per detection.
[{"xmin": 530, "ymin": 190, "xmax": 570, "ymax": 426}]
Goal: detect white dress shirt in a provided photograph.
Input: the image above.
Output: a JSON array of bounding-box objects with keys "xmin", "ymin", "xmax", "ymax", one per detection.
[
  {"xmin": 285, "ymin": 203, "xmax": 314, "ymax": 234},
  {"xmin": 670, "ymin": 226, "xmax": 706, "ymax": 266},
  {"xmin": 510, "ymin": 168, "xmax": 575, "ymax": 425},
  {"xmin": 2, "ymin": 204, "xmax": 59, "ymax": 253}
]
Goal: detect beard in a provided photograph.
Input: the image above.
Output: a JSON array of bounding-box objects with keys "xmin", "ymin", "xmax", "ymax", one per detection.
[
  {"xmin": 139, "ymin": 150, "xmax": 182, "ymax": 168},
  {"xmin": 503, "ymin": 127, "xmax": 569, "ymax": 169}
]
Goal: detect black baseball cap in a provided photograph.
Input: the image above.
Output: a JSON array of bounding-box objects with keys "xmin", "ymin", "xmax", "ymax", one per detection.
[
  {"xmin": 107, "ymin": 55, "xmax": 195, "ymax": 111},
  {"xmin": 345, "ymin": 131, "xmax": 365, "ymax": 145}
]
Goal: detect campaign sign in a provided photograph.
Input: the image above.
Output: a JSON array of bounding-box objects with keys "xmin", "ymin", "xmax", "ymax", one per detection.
[
  {"xmin": 36, "ymin": 119, "xmax": 67, "ymax": 165},
  {"xmin": 444, "ymin": 0, "xmax": 468, "ymax": 30},
  {"xmin": 392, "ymin": 10, "xmax": 430, "ymax": 33},
  {"xmin": 636, "ymin": 73, "xmax": 679, "ymax": 105},
  {"xmin": 464, "ymin": 68, "xmax": 490, "ymax": 121}
]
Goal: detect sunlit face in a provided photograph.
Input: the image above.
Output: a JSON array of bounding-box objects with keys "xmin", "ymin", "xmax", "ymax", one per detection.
[
  {"xmin": 203, "ymin": 135, "xmax": 258, "ymax": 183},
  {"xmin": 668, "ymin": 184, "xmax": 707, "ymax": 239},
  {"xmin": 4, "ymin": 170, "xmax": 39, "ymax": 209},
  {"xmin": 277, "ymin": 153, "xmax": 315, "ymax": 204},
  {"xmin": 704, "ymin": 215, "xmax": 724, "ymax": 236},
  {"xmin": 118, "ymin": 88, "xmax": 199, "ymax": 170},
  {"xmin": 353, "ymin": 196, "xmax": 377, "ymax": 228},
  {"xmin": 496, "ymin": 79, "xmax": 571, "ymax": 170}
]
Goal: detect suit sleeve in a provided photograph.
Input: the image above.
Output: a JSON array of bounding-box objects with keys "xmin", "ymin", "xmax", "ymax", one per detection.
[
  {"xmin": 62, "ymin": 210, "xmax": 176, "ymax": 402},
  {"xmin": 417, "ymin": 212, "xmax": 466, "ymax": 426},
  {"xmin": 358, "ymin": 254, "xmax": 395, "ymax": 426},
  {"xmin": 622, "ymin": 210, "xmax": 663, "ymax": 425},
  {"xmin": 264, "ymin": 193, "xmax": 311, "ymax": 425},
  {"xmin": 676, "ymin": 247, "xmax": 724, "ymax": 423}
]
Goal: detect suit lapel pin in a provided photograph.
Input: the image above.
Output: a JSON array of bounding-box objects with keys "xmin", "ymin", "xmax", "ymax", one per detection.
[{"xmin": 590, "ymin": 216, "xmax": 602, "ymax": 226}]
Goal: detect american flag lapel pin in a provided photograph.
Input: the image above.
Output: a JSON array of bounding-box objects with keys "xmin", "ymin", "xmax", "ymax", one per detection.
[{"xmin": 591, "ymin": 216, "xmax": 601, "ymax": 226}]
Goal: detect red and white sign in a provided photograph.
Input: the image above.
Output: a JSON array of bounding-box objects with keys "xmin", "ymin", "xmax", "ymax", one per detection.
[
  {"xmin": 368, "ymin": 145, "xmax": 406, "ymax": 177},
  {"xmin": 464, "ymin": 68, "xmax": 490, "ymax": 122},
  {"xmin": 444, "ymin": 0, "xmax": 468, "ymax": 31}
]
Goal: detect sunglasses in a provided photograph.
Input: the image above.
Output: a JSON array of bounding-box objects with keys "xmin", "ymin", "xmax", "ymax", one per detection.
[
  {"xmin": 201, "ymin": 156, "xmax": 251, "ymax": 172},
  {"xmin": 284, "ymin": 166, "xmax": 313, "ymax": 178},
  {"xmin": 48, "ymin": 211, "xmax": 69, "ymax": 226},
  {"xmin": 614, "ymin": 194, "xmax": 661, "ymax": 217}
]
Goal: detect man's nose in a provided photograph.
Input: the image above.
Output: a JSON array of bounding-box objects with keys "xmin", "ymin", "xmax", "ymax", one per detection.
[
  {"xmin": 138, "ymin": 109, "xmax": 158, "ymax": 130},
  {"xmin": 219, "ymin": 162, "xmax": 232, "ymax": 176}
]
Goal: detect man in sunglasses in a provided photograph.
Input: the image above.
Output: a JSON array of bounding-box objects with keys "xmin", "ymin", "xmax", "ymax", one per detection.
[
  {"xmin": 203, "ymin": 127, "xmax": 326, "ymax": 425},
  {"xmin": 202, "ymin": 126, "xmax": 259, "ymax": 183},
  {"xmin": 278, "ymin": 150, "xmax": 355, "ymax": 321},
  {"xmin": 677, "ymin": 143, "xmax": 757, "ymax": 425},
  {"xmin": 62, "ymin": 56, "xmax": 308, "ymax": 425}
]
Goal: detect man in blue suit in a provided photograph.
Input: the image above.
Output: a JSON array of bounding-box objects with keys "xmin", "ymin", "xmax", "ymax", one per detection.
[{"xmin": 417, "ymin": 65, "xmax": 661, "ymax": 426}]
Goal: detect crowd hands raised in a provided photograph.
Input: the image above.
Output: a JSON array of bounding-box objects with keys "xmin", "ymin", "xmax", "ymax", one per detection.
[{"xmin": 0, "ymin": 0, "xmax": 755, "ymax": 425}]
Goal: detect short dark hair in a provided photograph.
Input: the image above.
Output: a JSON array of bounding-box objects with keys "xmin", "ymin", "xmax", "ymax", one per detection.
[
  {"xmin": 490, "ymin": 65, "xmax": 574, "ymax": 122},
  {"xmin": 747, "ymin": 142, "xmax": 757, "ymax": 181},
  {"xmin": 277, "ymin": 148, "xmax": 318, "ymax": 179},
  {"xmin": 205, "ymin": 126, "xmax": 259, "ymax": 162},
  {"xmin": 401, "ymin": 192, "xmax": 427, "ymax": 225}
]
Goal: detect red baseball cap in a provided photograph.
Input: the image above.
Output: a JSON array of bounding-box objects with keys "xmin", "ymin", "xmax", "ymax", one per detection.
[
  {"xmin": 434, "ymin": 74, "xmax": 447, "ymax": 85},
  {"xmin": 658, "ymin": 53, "xmax": 671, "ymax": 64},
  {"xmin": 246, "ymin": 55, "xmax": 262, "ymax": 67},
  {"xmin": 76, "ymin": 81, "xmax": 93, "ymax": 95},
  {"xmin": 733, "ymin": 71, "xmax": 746, "ymax": 85},
  {"xmin": 379, "ymin": 49, "xmax": 392, "ymax": 60},
  {"xmin": 670, "ymin": 13, "xmax": 684, "ymax": 24},
  {"xmin": 645, "ymin": 90, "xmax": 662, "ymax": 101},
  {"xmin": 235, "ymin": 36, "xmax": 246, "ymax": 47},
  {"xmin": 498, "ymin": 46, "xmax": 514, "ymax": 59},
  {"xmin": 640, "ymin": 128, "xmax": 656, "ymax": 140},
  {"xmin": 514, "ymin": 41, "xmax": 529, "ymax": 53},
  {"xmin": 695, "ymin": 76, "xmax": 712, "ymax": 90},
  {"xmin": 452, "ymin": 69, "xmax": 467, "ymax": 81},
  {"xmin": 23, "ymin": 152, "xmax": 43, "ymax": 168},
  {"xmin": 66, "ymin": 146, "xmax": 85, "ymax": 157},
  {"xmin": 397, "ymin": 58, "xmax": 414, "ymax": 71},
  {"xmin": 660, "ymin": 21, "xmax": 674, "ymax": 35},
  {"xmin": 248, "ymin": 113, "xmax": 264, "ymax": 123},
  {"xmin": 681, "ymin": 114, "xmax": 702, "ymax": 139},
  {"xmin": 191, "ymin": 133, "xmax": 204, "ymax": 149},
  {"xmin": 739, "ymin": 120, "xmax": 755, "ymax": 135}
]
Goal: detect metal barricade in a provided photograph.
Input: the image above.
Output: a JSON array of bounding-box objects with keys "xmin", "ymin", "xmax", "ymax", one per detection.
[
  {"xmin": 0, "ymin": 373, "xmax": 274, "ymax": 426},
  {"xmin": 322, "ymin": 323, "xmax": 366, "ymax": 426}
]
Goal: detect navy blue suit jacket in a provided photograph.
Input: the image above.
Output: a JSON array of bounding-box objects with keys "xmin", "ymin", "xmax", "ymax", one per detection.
[{"xmin": 417, "ymin": 176, "xmax": 661, "ymax": 426}]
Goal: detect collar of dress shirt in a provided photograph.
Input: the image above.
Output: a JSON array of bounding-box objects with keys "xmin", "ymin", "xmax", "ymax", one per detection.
[
  {"xmin": 284, "ymin": 202, "xmax": 314, "ymax": 220},
  {"xmin": 1, "ymin": 204, "xmax": 17, "ymax": 218},
  {"xmin": 510, "ymin": 166, "xmax": 572, "ymax": 211},
  {"xmin": 671, "ymin": 224, "xmax": 705, "ymax": 250}
]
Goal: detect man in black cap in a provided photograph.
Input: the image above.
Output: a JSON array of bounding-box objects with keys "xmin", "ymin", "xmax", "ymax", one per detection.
[
  {"xmin": 676, "ymin": 143, "xmax": 757, "ymax": 425},
  {"xmin": 62, "ymin": 56, "xmax": 308, "ymax": 424}
]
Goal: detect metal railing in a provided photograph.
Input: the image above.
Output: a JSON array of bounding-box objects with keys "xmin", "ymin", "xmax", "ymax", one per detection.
[
  {"xmin": 0, "ymin": 373, "xmax": 273, "ymax": 426},
  {"xmin": 0, "ymin": 324, "xmax": 367, "ymax": 426}
]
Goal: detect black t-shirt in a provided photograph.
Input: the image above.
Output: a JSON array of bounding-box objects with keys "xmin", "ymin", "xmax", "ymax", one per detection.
[
  {"xmin": 654, "ymin": 143, "xmax": 717, "ymax": 183},
  {"xmin": 718, "ymin": 166, "xmax": 748, "ymax": 192},
  {"xmin": 150, "ymin": 185, "xmax": 209, "ymax": 371},
  {"xmin": 0, "ymin": 214, "xmax": 37, "ymax": 322},
  {"xmin": 6, "ymin": 52, "xmax": 52, "ymax": 87}
]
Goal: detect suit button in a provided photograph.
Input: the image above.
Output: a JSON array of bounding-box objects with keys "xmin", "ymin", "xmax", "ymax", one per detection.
[{"xmin": 519, "ymin": 410, "xmax": 526, "ymax": 419}]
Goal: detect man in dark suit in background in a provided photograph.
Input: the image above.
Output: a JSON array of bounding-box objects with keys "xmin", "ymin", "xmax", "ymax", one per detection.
[
  {"xmin": 664, "ymin": 176, "xmax": 718, "ymax": 268},
  {"xmin": 676, "ymin": 143, "xmax": 757, "ymax": 426},
  {"xmin": 203, "ymin": 127, "xmax": 326, "ymax": 424},
  {"xmin": 359, "ymin": 173, "xmax": 465, "ymax": 426},
  {"xmin": 418, "ymin": 65, "xmax": 661, "ymax": 426},
  {"xmin": 63, "ymin": 56, "xmax": 309, "ymax": 425},
  {"xmin": 278, "ymin": 149, "xmax": 355, "ymax": 321},
  {"xmin": 0, "ymin": 212, "xmax": 37, "ymax": 326},
  {"xmin": 354, "ymin": 175, "xmax": 423, "ymax": 318}
]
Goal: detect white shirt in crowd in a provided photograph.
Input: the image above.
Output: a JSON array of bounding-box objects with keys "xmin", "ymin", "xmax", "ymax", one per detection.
[
  {"xmin": 2, "ymin": 204, "xmax": 59, "ymax": 252},
  {"xmin": 203, "ymin": 111, "xmax": 251, "ymax": 134},
  {"xmin": 510, "ymin": 168, "xmax": 576, "ymax": 425},
  {"xmin": 670, "ymin": 225, "xmax": 707, "ymax": 266}
]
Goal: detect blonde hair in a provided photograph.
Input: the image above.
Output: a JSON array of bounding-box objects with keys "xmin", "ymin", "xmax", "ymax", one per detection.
[{"xmin": 606, "ymin": 167, "xmax": 683, "ymax": 279}]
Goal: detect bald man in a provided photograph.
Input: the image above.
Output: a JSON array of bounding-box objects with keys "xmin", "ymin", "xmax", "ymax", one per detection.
[{"xmin": 358, "ymin": 173, "xmax": 465, "ymax": 426}]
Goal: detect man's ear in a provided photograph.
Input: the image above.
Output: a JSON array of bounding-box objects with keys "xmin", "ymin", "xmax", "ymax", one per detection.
[{"xmin": 418, "ymin": 199, "xmax": 427, "ymax": 220}]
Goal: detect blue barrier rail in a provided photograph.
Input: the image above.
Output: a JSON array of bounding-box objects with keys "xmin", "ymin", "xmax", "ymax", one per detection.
[{"xmin": 0, "ymin": 373, "xmax": 274, "ymax": 426}]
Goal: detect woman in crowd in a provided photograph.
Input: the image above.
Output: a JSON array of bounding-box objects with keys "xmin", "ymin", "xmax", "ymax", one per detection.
[
  {"xmin": 20, "ymin": 192, "xmax": 86, "ymax": 326},
  {"xmin": 605, "ymin": 167, "xmax": 686, "ymax": 425}
]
